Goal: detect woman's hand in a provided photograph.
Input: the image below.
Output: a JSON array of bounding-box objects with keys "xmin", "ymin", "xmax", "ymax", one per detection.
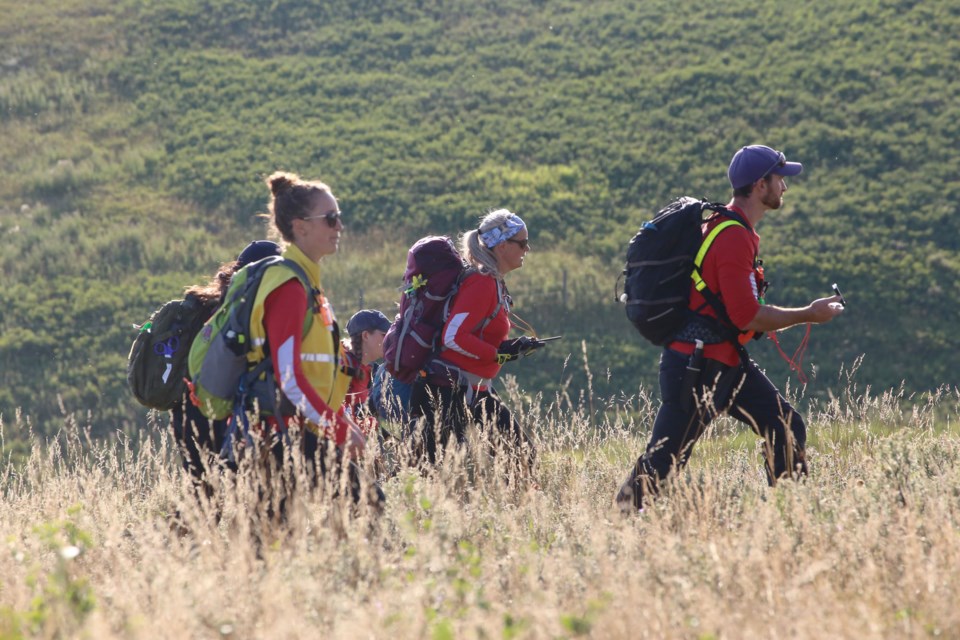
[{"xmin": 496, "ymin": 336, "xmax": 544, "ymax": 363}]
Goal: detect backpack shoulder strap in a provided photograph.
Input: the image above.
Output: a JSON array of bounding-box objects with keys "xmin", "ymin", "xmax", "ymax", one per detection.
[
  {"xmin": 440, "ymin": 265, "xmax": 473, "ymax": 319},
  {"xmin": 484, "ymin": 278, "xmax": 507, "ymax": 327},
  {"xmin": 278, "ymin": 259, "xmax": 321, "ymax": 314},
  {"xmin": 433, "ymin": 269, "xmax": 504, "ymax": 357},
  {"xmin": 690, "ymin": 204, "xmax": 757, "ymax": 288},
  {"xmin": 270, "ymin": 258, "xmax": 326, "ymax": 344},
  {"xmin": 465, "ymin": 272, "xmax": 507, "ymax": 332},
  {"xmin": 340, "ymin": 348, "xmax": 361, "ymax": 378},
  {"xmin": 691, "ymin": 219, "xmax": 744, "ymax": 293},
  {"xmin": 247, "ymin": 259, "xmax": 326, "ymax": 362},
  {"xmin": 702, "ymin": 201, "xmax": 748, "ymax": 225}
]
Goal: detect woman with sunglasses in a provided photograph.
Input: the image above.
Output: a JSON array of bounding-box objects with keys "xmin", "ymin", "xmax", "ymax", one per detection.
[
  {"xmin": 244, "ymin": 171, "xmax": 380, "ymax": 510},
  {"xmin": 408, "ymin": 208, "xmax": 538, "ymax": 479}
]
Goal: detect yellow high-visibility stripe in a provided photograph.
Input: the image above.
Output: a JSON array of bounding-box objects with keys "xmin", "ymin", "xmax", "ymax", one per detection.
[{"xmin": 691, "ymin": 220, "xmax": 742, "ymax": 291}]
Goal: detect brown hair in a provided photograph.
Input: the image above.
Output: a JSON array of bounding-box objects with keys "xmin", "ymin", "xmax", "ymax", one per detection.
[
  {"xmin": 183, "ymin": 260, "xmax": 239, "ymax": 305},
  {"xmin": 265, "ymin": 171, "xmax": 333, "ymax": 242},
  {"xmin": 732, "ymin": 173, "xmax": 773, "ymax": 199}
]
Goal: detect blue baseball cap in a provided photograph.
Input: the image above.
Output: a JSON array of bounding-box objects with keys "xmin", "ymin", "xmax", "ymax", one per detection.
[
  {"xmin": 728, "ymin": 145, "xmax": 803, "ymax": 190},
  {"xmin": 346, "ymin": 309, "xmax": 391, "ymax": 335},
  {"xmin": 236, "ymin": 240, "xmax": 281, "ymax": 267}
]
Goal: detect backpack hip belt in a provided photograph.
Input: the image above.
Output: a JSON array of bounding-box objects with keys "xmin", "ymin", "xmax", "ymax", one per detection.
[
  {"xmin": 671, "ymin": 314, "xmax": 731, "ymax": 345},
  {"xmin": 423, "ymin": 360, "xmax": 489, "ymax": 404}
]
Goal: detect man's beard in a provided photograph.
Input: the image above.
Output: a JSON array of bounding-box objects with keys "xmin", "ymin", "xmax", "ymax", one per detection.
[{"xmin": 761, "ymin": 190, "xmax": 783, "ymax": 210}]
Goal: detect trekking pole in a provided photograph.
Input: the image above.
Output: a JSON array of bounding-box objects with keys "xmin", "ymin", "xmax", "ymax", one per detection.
[{"xmin": 520, "ymin": 335, "xmax": 562, "ymax": 357}]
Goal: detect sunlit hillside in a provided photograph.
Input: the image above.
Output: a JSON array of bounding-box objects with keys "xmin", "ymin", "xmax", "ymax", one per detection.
[{"xmin": 1, "ymin": 0, "xmax": 958, "ymax": 441}]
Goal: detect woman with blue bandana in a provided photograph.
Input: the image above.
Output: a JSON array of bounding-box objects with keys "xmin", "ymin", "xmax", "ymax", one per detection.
[{"xmin": 408, "ymin": 208, "xmax": 537, "ymax": 478}]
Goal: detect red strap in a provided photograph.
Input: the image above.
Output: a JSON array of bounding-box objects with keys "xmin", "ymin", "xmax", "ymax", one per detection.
[
  {"xmin": 767, "ymin": 324, "xmax": 812, "ymax": 384},
  {"xmin": 185, "ymin": 378, "xmax": 200, "ymax": 408}
]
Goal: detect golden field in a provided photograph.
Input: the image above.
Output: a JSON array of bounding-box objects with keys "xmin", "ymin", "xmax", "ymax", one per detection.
[{"xmin": 2, "ymin": 379, "xmax": 959, "ymax": 639}]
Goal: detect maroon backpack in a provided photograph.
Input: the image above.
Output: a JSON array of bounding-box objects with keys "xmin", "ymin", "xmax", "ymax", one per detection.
[{"xmin": 385, "ymin": 236, "xmax": 496, "ymax": 384}]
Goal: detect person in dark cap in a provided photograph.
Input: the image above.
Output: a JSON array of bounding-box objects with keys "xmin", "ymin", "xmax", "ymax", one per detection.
[
  {"xmin": 236, "ymin": 239, "xmax": 283, "ymax": 268},
  {"xmin": 171, "ymin": 240, "xmax": 281, "ymax": 500},
  {"xmin": 339, "ymin": 309, "xmax": 392, "ymax": 424},
  {"xmin": 616, "ymin": 145, "xmax": 845, "ymax": 513}
]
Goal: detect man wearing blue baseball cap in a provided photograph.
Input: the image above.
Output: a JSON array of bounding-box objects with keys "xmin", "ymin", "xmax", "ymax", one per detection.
[
  {"xmin": 727, "ymin": 144, "xmax": 804, "ymax": 210},
  {"xmin": 617, "ymin": 145, "xmax": 845, "ymax": 513}
]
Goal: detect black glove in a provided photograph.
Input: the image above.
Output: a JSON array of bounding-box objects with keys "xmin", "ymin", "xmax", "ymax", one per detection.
[{"xmin": 496, "ymin": 336, "xmax": 543, "ymax": 364}]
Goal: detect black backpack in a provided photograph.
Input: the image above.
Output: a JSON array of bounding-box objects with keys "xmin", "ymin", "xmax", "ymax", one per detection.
[
  {"xmin": 127, "ymin": 293, "xmax": 219, "ymax": 411},
  {"xmin": 617, "ymin": 197, "xmax": 748, "ymax": 346}
]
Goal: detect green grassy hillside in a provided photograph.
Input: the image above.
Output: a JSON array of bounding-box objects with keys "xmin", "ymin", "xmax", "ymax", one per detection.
[{"xmin": 1, "ymin": 0, "xmax": 958, "ymax": 438}]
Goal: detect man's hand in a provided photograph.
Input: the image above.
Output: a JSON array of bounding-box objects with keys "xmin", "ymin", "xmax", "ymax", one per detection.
[
  {"xmin": 808, "ymin": 295, "xmax": 845, "ymax": 324},
  {"xmin": 746, "ymin": 295, "xmax": 845, "ymax": 332}
]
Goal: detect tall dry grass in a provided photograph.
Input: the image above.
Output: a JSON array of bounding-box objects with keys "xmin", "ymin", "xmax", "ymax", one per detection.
[{"xmin": 2, "ymin": 377, "xmax": 959, "ymax": 639}]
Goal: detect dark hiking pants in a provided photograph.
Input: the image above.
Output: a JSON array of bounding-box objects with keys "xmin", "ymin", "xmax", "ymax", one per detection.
[
  {"xmin": 171, "ymin": 399, "xmax": 230, "ymax": 499},
  {"xmin": 622, "ymin": 348, "xmax": 807, "ymax": 509},
  {"xmin": 264, "ymin": 428, "xmax": 385, "ymax": 516},
  {"xmin": 407, "ymin": 381, "xmax": 536, "ymax": 472}
]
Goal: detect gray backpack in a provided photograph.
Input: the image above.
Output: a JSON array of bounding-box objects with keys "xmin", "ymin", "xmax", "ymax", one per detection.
[{"xmin": 188, "ymin": 256, "xmax": 319, "ymax": 420}]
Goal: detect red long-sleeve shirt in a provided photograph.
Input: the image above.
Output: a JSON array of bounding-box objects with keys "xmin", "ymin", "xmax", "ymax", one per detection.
[
  {"xmin": 669, "ymin": 206, "xmax": 762, "ymax": 367},
  {"xmin": 437, "ymin": 272, "xmax": 510, "ymax": 380},
  {"xmin": 263, "ymin": 279, "xmax": 350, "ymax": 445},
  {"xmin": 344, "ymin": 359, "xmax": 372, "ymax": 409}
]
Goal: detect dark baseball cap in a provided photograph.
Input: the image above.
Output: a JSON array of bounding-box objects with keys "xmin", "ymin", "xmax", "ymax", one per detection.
[
  {"xmin": 728, "ymin": 145, "xmax": 803, "ymax": 190},
  {"xmin": 236, "ymin": 240, "xmax": 281, "ymax": 267},
  {"xmin": 346, "ymin": 309, "xmax": 391, "ymax": 335}
]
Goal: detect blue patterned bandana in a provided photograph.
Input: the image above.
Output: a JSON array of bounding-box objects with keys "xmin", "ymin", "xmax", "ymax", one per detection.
[{"xmin": 479, "ymin": 214, "xmax": 526, "ymax": 248}]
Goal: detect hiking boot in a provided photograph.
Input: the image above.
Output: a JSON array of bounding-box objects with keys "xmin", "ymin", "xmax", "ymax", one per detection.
[{"xmin": 615, "ymin": 471, "xmax": 643, "ymax": 515}]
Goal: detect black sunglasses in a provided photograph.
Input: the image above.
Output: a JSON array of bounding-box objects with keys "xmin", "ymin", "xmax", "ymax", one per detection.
[
  {"xmin": 762, "ymin": 151, "xmax": 787, "ymax": 179},
  {"xmin": 302, "ymin": 211, "xmax": 342, "ymax": 228},
  {"xmin": 506, "ymin": 238, "xmax": 530, "ymax": 250}
]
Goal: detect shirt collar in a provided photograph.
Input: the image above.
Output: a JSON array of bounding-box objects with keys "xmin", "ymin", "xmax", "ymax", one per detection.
[{"xmin": 282, "ymin": 243, "xmax": 322, "ymax": 288}]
